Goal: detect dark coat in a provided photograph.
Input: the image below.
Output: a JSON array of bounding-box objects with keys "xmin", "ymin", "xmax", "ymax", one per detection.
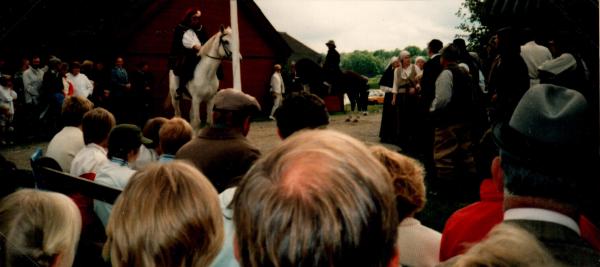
[
  {"xmin": 175, "ymin": 127, "xmax": 261, "ymax": 193},
  {"xmin": 420, "ymin": 54, "xmax": 443, "ymax": 111}
]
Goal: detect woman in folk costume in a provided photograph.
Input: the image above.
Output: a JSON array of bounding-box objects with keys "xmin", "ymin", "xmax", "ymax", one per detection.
[{"xmin": 391, "ymin": 50, "xmax": 419, "ymax": 155}]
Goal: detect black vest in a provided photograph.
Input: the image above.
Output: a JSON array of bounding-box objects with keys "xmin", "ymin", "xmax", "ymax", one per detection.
[{"xmin": 434, "ymin": 64, "xmax": 476, "ymax": 127}]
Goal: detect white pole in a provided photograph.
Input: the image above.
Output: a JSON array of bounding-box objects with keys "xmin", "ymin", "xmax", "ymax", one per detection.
[{"xmin": 230, "ymin": 0, "xmax": 242, "ymax": 91}]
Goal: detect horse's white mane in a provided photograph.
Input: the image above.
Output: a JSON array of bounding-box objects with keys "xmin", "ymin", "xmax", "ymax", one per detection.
[{"xmin": 199, "ymin": 26, "xmax": 232, "ymax": 56}]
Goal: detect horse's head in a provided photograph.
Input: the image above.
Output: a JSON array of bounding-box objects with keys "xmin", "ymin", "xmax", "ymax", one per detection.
[{"xmin": 200, "ymin": 25, "xmax": 233, "ymax": 60}]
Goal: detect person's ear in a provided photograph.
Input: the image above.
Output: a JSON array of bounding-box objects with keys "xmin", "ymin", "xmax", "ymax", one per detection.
[
  {"xmin": 49, "ymin": 253, "xmax": 62, "ymax": 267},
  {"xmin": 387, "ymin": 247, "xmax": 400, "ymax": 267},
  {"xmin": 491, "ymin": 156, "xmax": 504, "ymax": 192},
  {"xmin": 233, "ymin": 234, "xmax": 241, "ymax": 263},
  {"xmin": 242, "ymin": 117, "xmax": 251, "ymax": 136}
]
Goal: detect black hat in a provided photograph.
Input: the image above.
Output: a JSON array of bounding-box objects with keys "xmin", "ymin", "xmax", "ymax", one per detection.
[
  {"xmin": 492, "ymin": 84, "xmax": 591, "ymax": 172},
  {"xmin": 108, "ymin": 124, "xmax": 152, "ymax": 153}
]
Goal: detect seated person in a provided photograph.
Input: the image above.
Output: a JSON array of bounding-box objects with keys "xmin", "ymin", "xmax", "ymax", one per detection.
[
  {"xmin": 232, "ymin": 130, "xmax": 399, "ymax": 267},
  {"xmin": 157, "ymin": 117, "xmax": 193, "ymax": 162},
  {"xmin": 70, "ymin": 107, "xmax": 116, "ymax": 177},
  {"xmin": 211, "ymin": 92, "xmax": 329, "ymax": 267},
  {"xmin": 104, "ymin": 161, "xmax": 223, "ymax": 267},
  {"xmin": 0, "ymin": 189, "xmax": 81, "ymax": 267},
  {"xmin": 370, "ymin": 145, "xmax": 441, "ymax": 267},
  {"xmin": 94, "ymin": 124, "xmax": 151, "ymax": 226},
  {"xmin": 273, "ymin": 92, "xmax": 329, "ymax": 139},
  {"xmin": 46, "ymin": 95, "xmax": 94, "ymax": 172},
  {"xmin": 439, "ymin": 223, "xmax": 561, "ymax": 266},
  {"xmin": 176, "ymin": 88, "xmax": 261, "ymax": 193},
  {"xmin": 133, "ymin": 116, "xmax": 168, "ymax": 170}
]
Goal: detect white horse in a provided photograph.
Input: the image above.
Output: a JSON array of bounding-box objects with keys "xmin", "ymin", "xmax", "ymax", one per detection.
[{"xmin": 170, "ymin": 25, "xmax": 232, "ymax": 130}]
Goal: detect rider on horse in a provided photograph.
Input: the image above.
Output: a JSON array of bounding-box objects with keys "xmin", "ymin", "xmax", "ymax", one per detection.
[{"xmin": 169, "ymin": 9, "xmax": 208, "ymax": 100}]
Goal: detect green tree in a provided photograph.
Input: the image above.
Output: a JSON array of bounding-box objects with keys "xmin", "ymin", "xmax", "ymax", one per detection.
[
  {"xmin": 340, "ymin": 51, "xmax": 383, "ymax": 77},
  {"xmin": 456, "ymin": 0, "xmax": 490, "ymax": 51}
]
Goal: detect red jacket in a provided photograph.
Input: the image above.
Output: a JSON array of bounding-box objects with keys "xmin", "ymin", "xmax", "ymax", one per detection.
[{"xmin": 439, "ymin": 179, "xmax": 600, "ymax": 261}]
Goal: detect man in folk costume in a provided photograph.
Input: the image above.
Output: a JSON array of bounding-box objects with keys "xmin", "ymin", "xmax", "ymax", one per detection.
[
  {"xmin": 169, "ymin": 9, "xmax": 209, "ymax": 100},
  {"xmin": 323, "ymin": 40, "xmax": 342, "ymax": 92}
]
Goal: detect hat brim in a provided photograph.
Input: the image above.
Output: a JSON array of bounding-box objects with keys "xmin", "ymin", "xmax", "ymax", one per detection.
[
  {"xmin": 141, "ymin": 136, "xmax": 153, "ymax": 145},
  {"xmin": 492, "ymin": 122, "xmax": 589, "ymax": 169}
]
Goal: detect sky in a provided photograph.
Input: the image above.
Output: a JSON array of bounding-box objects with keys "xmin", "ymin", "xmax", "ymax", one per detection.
[{"xmin": 254, "ymin": 0, "xmax": 468, "ymax": 53}]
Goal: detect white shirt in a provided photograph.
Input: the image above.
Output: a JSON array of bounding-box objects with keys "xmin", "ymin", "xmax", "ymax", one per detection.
[
  {"xmin": 397, "ymin": 217, "xmax": 441, "ymax": 267},
  {"xmin": 210, "ymin": 187, "xmax": 239, "ymax": 267},
  {"xmin": 504, "ymin": 207, "xmax": 580, "ymax": 235},
  {"xmin": 66, "ymin": 73, "xmax": 94, "ymax": 98},
  {"xmin": 70, "ymin": 143, "xmax": 108, "ymax": 177},
  {"xmin": 183, "ymin": 29, "xmax": 202, "ymax": 56},
  {"xmin": 132, "ymin": 145, "xmax": 159, "ymax": 170},
  {"xmin": 392, "ymin": 64, "xmax": 415, "ymax": 94},
  {"xmin": 430, "ymin": 69, "xmax": 453, "ymax": 112},
  {"xmin": 0, "ymin": 85, "xmax": 17, "ymax": 116},
  {"xmin": 46, "ymin": 126, "xmax": 85, "ymax": 173},
  {"xmin": 22, "ymin": 67, "xmax": 45, "ymax": 104},
  {"xmin": 520, "ymin": 41, "xmax": 553, "ymax": 84},
  {"xmin": 94, "ymin": 158, "xmax": 136, "ymax": 227},
  {"xmin": 270, "ymin": 72, "xmax": 285, "ymax": 94}
]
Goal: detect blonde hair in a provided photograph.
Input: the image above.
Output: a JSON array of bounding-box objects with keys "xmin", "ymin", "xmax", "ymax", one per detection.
[
  {"xmin": 370, "ymin": 145, "xmax": 426, "ymax": 218},
  {"xmin": 453, "ymin": 223, "xmax": 561, "ymax": 267},
  {"xmin": 158, "ymin": 117, "xmax": 193, "ymax": 155},
  {"xmin": 105, "ymin": 161, "xmax": 224, "ymax": 267},
  {"xmin": 233, "ymin": 129, "xmax": 398, "ymax": 267},
  {"xmin": 0, "ymin": 189, "xmax": 81, "ymax": 267}
]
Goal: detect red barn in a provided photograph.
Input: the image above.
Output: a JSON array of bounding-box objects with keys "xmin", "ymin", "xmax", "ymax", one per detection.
[{"xmin": 124, "ymin": 0, "xmax": 291, "ymax": 115}]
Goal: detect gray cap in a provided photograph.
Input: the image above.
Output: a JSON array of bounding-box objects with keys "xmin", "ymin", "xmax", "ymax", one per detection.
[{"xmin": 213, "ymin": 88, "xmax": 261, "ymax": 113}]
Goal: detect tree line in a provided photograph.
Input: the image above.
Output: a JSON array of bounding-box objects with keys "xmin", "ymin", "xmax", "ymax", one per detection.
[{"xmin": 337, "ymin": 46, "xmax": 428, "ymax": 78}]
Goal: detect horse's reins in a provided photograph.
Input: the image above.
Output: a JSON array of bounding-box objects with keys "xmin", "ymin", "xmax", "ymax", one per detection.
[{"xmin": 204, "ymin": 33, "xmax": 232, "ymax": 60}]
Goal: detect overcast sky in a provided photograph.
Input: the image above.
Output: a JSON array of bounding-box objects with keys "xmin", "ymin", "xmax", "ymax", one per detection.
[{"xmin": 253, "ymin": 0, "xmax": 468, "ymax": 53}]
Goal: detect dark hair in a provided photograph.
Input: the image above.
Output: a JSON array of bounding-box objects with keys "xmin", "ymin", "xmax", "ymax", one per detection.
[
  {"xmin": 274, "ymin": 92, "xmax": 329, "ymax": 138},
  {"xmin": 181, "ymin": 9, "xmax": 201, "ymax": 27},
  {"xmin": 428, "ymin": 39, "xmax": 443, "ymax": 54},
  {"xmin": 61, "ymin": 96, "xmax": 94, "ymax": 127},
  {"xmin": 496, "ymin": 27, "xmax": 520, "ymax": 56},
  {"xmin": 0, "ymin": 75, "xmax": 11, "ymax": 87},
  {"xmin": 142, "ymin": 117, "xmax": 168, "ymax": 149},
  {"xmin": 501, "ymin": 155, "xmax": 578, "ymax": 206},
  {"xmin": 441, "ymin": 44, "xmax": 460, "ymax": 63},
  {"xmin": 70, "ymin": 61, "xmax": 81, "ymax": 70},
  {"xmin": 82, "ymin": 108, "xmax": 115, "ymax": 145}
]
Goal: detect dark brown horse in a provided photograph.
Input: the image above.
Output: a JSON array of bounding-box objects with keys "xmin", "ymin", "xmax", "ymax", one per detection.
[{"xmin": 295, "ymin": 58, "xmax": 368, "ymax": 113}]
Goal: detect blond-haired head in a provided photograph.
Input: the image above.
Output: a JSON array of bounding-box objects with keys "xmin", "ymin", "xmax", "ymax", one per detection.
[
  {"xmin": 158, "ymin": 117, "xmax": 193, "ymax": 155},
  {"xmin": 105, "ymin": 161, "xmax": 224, "ymax": 267},
  {"xmin": 233, "ymin": 129, "xmax": 398, "ymax": 267},
  {"xmin": 370, "ymin": 145, "xmax": 426, "ymax": 219},
  {"xmin": 0, "ymin": 189, "xmax": 81, "ymax": 267},
  {"xmin": 452, "ymin": 223, "xmax": 561, "ymax": 267}
]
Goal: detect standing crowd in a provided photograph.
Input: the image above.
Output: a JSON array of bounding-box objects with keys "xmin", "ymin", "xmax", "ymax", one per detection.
[{"xmin": 0, "ymin": 55, "xmax": 156, "ymax": 146}]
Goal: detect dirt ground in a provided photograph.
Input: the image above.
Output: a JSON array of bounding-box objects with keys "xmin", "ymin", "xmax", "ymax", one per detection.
[{"xmin": 1, "ymin": 109, "xmax": 399, "ymax": 170}]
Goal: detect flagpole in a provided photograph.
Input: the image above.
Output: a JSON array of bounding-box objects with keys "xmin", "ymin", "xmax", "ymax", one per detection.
[{"xmin": 230, "ymin": 0, "xmax": 242, "ymax": 91}]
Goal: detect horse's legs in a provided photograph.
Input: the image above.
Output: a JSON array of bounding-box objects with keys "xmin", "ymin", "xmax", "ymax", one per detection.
[
  {"xmin": 206, "ymin": 96, "xmax": 215, "ymax": 126},
  {"xmin": 190, "ymin": 96, "xmax": 201, "ymax": 131},
  {"xmin": 169, "ymin": 70, "xmax": 182, "ymax": 116}
]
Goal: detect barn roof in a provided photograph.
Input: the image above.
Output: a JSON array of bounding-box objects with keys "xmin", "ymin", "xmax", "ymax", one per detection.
[{"xmin": 279, "ymin": 32, "xmax": 322, "ymax": 64}]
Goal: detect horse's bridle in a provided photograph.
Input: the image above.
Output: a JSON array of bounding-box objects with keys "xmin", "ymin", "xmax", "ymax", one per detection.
[{"xmin": 205, "ymin": 33, "xmax": 232, "ymax": 60}]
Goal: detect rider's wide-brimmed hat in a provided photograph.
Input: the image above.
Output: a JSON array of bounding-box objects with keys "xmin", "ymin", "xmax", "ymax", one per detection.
[{"xmin": 326, "ymin": 40, "xmax": 336, "ymax": 46}]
